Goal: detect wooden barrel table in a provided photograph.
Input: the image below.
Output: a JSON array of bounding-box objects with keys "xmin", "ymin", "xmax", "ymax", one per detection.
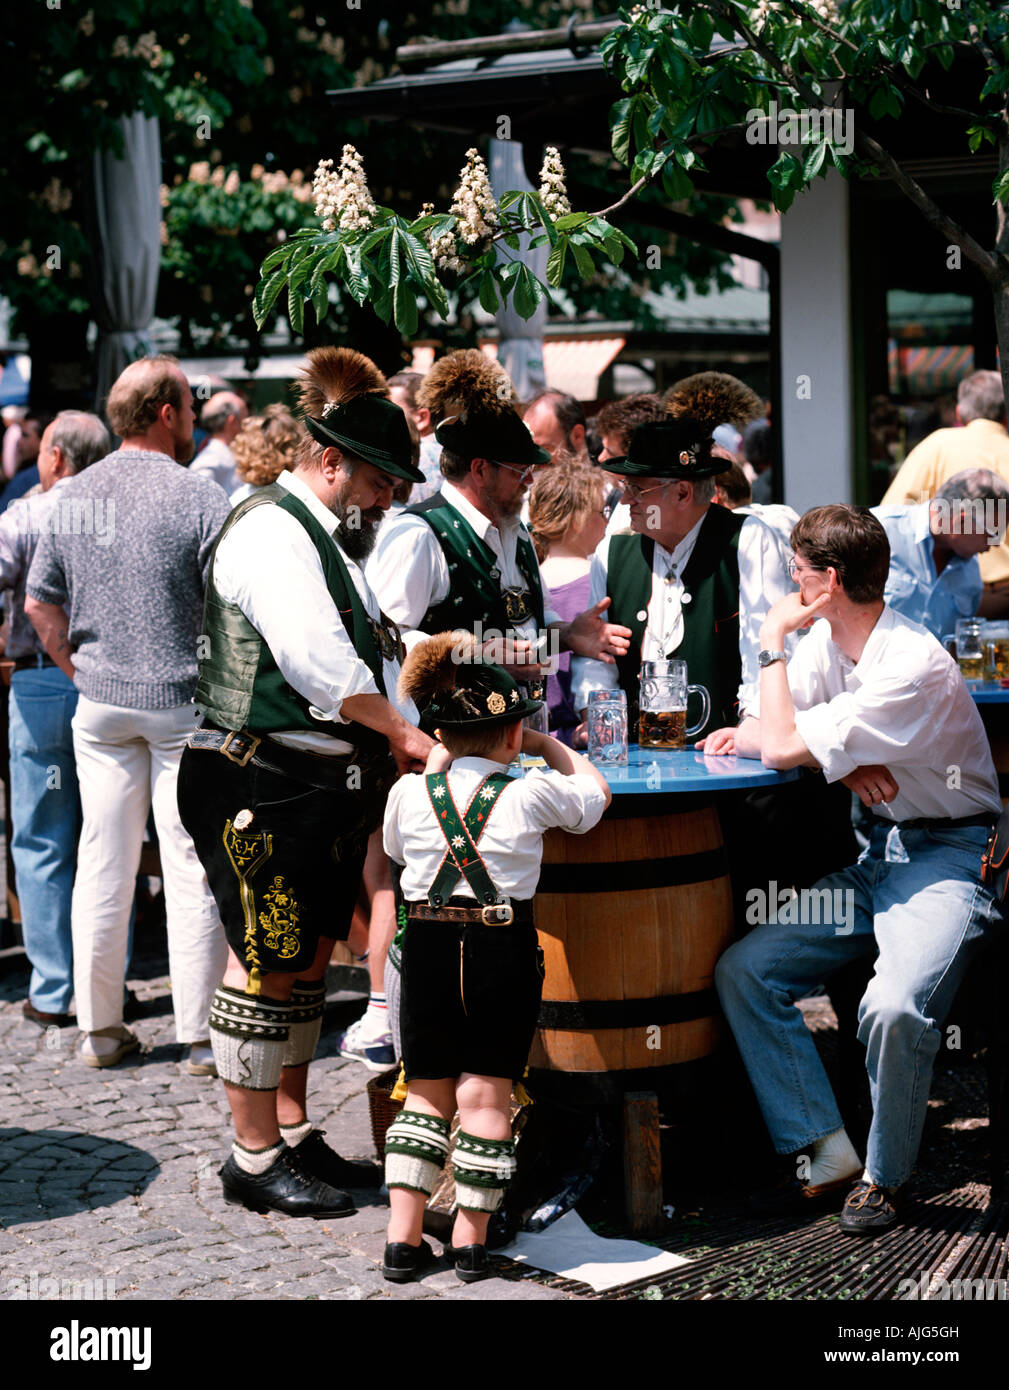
[{"xmin": 525, "ymin": 747, "xmax": 799, "ymax": 1105}]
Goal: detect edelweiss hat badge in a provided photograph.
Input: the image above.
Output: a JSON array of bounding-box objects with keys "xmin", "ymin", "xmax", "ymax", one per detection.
[{"xmin": 486, "ymin": 692, "xmax": 507, "ymax": 715}]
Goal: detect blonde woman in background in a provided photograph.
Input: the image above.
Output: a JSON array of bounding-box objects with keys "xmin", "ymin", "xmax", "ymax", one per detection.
[
  {"xmin": 229, "ymin": 404, "xmax": 301, "ymax": 505},
  {"xmin": 528, "ymin": 456, "xmax": 609, "ymax": 746}
]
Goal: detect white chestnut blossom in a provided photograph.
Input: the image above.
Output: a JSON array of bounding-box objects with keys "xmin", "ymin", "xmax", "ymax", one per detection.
[
  {"xmin": 538, "ymin": 146, "xmax": 571, "ymax": 220},
  {"xmin": 313, "ymin": 144, "xmax": 376, "ymax": 233},
  {"xmin": 430, "ymin": 148, "xmax": 500, "ymax": 271}
]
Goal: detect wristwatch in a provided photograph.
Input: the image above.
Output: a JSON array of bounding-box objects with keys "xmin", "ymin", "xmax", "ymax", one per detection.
[{"xmin": 758, "ymin": 649, "xmax": 787, "ymax": 668}]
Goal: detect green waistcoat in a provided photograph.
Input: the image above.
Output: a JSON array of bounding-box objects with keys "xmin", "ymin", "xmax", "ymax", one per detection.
[
  {"xmin": 405, "ymin": 492, "xmax": 545, "ymax": 636},
  {"xmin": 606, "ymin": 505, "xmax": 746, "ymax": 742},
  {"xmin": 194, "ymin": 484, "xmax": 389, "ymax": 753}
]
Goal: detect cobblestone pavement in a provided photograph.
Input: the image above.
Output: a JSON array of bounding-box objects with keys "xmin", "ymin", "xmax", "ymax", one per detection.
[{"xmin": 0, "ymin": 946, "xmax": 573, "ymax": 1302}]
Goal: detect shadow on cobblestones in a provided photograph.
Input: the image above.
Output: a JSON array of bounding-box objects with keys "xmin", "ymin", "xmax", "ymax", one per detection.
[{"xmin": 0, "ymin": 1127, "xmax": 158, "ymax": 1227}]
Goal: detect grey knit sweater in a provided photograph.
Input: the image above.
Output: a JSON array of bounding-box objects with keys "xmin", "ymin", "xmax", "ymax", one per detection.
[{"xmin": 26, "ymin": 449, "xmax": 231, "ymax": 709}]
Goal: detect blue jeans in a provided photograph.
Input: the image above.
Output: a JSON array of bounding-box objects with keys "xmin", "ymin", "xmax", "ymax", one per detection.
[
  {"xmin": 715, "ymin": 822, "xmax": 1003, "ymax": 1189},
  {"xmin": 9, "ymin": 666, "xmax": 80, "ymax": 1014}
]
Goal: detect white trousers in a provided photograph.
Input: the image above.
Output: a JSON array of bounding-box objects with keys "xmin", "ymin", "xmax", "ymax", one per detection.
[{"xmin": 71, "ymin": 696, "xmax": 227, "ymax": 1041}]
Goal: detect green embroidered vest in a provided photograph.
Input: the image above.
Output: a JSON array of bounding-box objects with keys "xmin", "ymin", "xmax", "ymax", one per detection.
[
  {"xmin": 606, "ymin": 505, "xmax": 746, "ymax": 742},
  {"xmin": 405, "ymin": 492, "xmax": 545, "ymax": 636},
  {"xmin": 195, "ymin": 484, "xmax": 390, "ymax": 753}
]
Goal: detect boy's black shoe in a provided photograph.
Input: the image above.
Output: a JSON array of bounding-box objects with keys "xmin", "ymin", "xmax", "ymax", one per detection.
[
  {"xmin": 382, "ymin": 1240, "xmax": 436, "ymax": 1283},
  {"xmin": 293, "ymin": 1129, "xmax": 382, "ymax": 1189},
  {"xmin": 446, "ymin": 1243, "xmax": 491, "ymax": 1283},
  {"xmin": 220, "ymin": 1146, "xmax": 356, "ymax": 1219},
  {"xmin": 838, "ymin": 1180, "xmax": 900, "ymax": 1237}
]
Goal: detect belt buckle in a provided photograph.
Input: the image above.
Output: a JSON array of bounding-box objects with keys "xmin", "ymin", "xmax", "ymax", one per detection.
[
  {"xmin": 481, "ymin": 902, "xmax": 514, "ymax": 925},
  {"xmin": 221, "ymin": 731, "xmax": 260, "ymax": 767}
]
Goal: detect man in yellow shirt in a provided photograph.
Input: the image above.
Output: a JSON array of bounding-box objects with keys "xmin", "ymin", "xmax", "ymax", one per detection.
[{"xmin": 882, "ymin": 370, "xmax": 1009, "ymax": 604}]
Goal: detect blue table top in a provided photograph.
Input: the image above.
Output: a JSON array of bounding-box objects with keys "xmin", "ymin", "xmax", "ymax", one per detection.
[
  {"xmin": 519, "ymin": 745, "xmax": 799, "ymax": 796},
  {"xmin": 968, "ymin": 682, "xmax": 1009, "ymax": 704}
]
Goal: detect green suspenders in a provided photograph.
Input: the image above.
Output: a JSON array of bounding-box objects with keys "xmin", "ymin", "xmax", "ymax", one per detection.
[{"xmin": 425, "ymin": 771, "xmax": 512, "ymax": 907}]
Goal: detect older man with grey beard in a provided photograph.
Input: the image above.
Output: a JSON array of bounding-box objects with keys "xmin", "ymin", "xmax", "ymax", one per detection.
[
  {"xmin": 25, "ymin": 356, "xmax": 231, "ymax": 1074},
  {"xmin": 0, "ymin": 410, "xmax": 110, "ymax": 1027}
]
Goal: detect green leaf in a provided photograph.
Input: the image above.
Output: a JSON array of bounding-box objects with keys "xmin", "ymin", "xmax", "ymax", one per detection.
[
  {"xmin": 287, "ymin": 286, "xmax": 305, "ymax": 336},
  {"xmin": 512, "ymin": 264, "xmax": 547, "ymax": 320},
  {"xmin": 993, "ymin": 170, "xmax": 1009, "ymax": 205},
  {"xmin": 393, "ymin": 282, "xmax": 418, "ymax": 337},
  {"xmin": 311, "ymin": 279, "xmax": 329, "ymax": 325},
  {"xmin": 611, "ymin": 96, "xmax": 638, "ymax": 165},
  {"xmin": 570, "ymin": 240, "xmax": 596, "ymax": 281},
  {"xmin": 546, "ymin": 238, "xmax": 568, "ymax": 287},
  {"xmin": 252, "ymin": 267, "xmax": 288, "ymax": 328},
  {"xmin": 803, "ymin": 141, "xmax": 827, "ymax": 180},
  {"xmin": 553, "ymin": 212, "xmax": 591, "ymax": 232},
  {"xmin": 478, "ymin": 269, "xmax": 499, "ymax": 315}
]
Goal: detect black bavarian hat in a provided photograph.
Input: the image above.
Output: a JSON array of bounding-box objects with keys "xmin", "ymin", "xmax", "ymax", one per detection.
[
  {"xmin": 598, "ymin": 418, "xmax": 720, "ymax": 480},
  {"xmin": 304, "ymin": 395, "xmax": 425, "ymax": 484},
  {"xmin": 422, "ymin": 657, "xmax": 541, "ymax": 730},
  {"xmin": 435, "ymin": 408, "xmax": 551, "ymax": 469}
]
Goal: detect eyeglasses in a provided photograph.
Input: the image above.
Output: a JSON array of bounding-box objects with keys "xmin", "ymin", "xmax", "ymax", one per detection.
[
  {"xmin": 788, "ymin": 557, "xmax": 824, "ymax": 580},
  {"xmin": 492, "ymin": 460, "xmax": 536, "ymax": 483},
  {"xmin": 621, "ymin": 479, "xmax": 669, "ymax": 502}
]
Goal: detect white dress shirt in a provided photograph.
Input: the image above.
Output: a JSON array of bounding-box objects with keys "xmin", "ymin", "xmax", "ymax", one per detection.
[
  {"xmin": 384, "ymin": 757, "xmax": 608, "ymax": 902},
  {"xmin": 211, "ymin": 471, "xmax": 416, "ymax": 755},
  {"xmin": 767, "ymin": 605, "xmax": 1000, "ymax": 822},
  {"xmin": 571, "ymin": 509, "xmax": 795, "ymax": 715},
  {"xmin": 191, "ymin": 437, "xmax": 241, "ymax": 496},
  {"xmin": 367, "ymin": 479, "xmax": 561, "ymax": 651}
]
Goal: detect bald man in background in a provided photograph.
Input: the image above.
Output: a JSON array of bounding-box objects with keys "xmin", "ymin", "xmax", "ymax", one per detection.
[{"xmin": 191, "ymin": 391, "xmax": 248, "ymax": 496}]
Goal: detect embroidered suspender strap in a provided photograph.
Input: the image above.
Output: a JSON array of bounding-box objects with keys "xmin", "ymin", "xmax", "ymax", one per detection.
[{"xmin": 425, "ymin": 772, "xmax": 512, "ymax": 906}]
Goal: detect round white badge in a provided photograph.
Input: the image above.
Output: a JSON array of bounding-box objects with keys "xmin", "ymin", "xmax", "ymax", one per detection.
[
  {"xmin": 636, "ymin": 609, "xmax": 648, "ymax": 622},
  {"xmin": 682, "ymin": 593, "xmax": 692, "ymax": 605}
]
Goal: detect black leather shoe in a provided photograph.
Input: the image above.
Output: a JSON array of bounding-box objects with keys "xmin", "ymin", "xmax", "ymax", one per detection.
[
  {"xmin": 292, "ymin": 1129, "xmax": 382, "ymax": 1189},
  {"xmin": 219, "ymin": 1146, "xmax": 356, "ymax": 1218},
  {"xmin": 838, "ymin": 1180, "xmax": 900, "ymax": 1237},
  {"xmin": 446, "ymin": 1243, "xmax": 491, "ymax": 1283},
  {"xmin": 382, "ymin": 1240, "xmax": 436, "ymax": 1283}
]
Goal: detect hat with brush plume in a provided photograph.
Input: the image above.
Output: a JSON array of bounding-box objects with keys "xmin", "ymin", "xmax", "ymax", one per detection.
[
  {"xmin": 418, "ymin": 349, "xmax": 551, "ymax": 469},
  {"xmin": 398, "ymin": 630, "xmax": 542, "ymax": 730},
  {"xmin": 296, "ymin": 346, "xmax": 424, "ymax": 484}
]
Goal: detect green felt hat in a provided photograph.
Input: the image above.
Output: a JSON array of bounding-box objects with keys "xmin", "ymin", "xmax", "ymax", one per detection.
[
  {"xmin": 598, "ymin": 418, "xmax": 720, "ymax": 480},
  {"xmin": 435, "ymin": 407, "xmax": 551, "ymax": 469},
  {"xmin": 304, "ymin": 395, "xmax": 425, "ymax": 484},
  {"xmin": 421, "ymin": 657, "xmax": 541, "ymax": 731}
]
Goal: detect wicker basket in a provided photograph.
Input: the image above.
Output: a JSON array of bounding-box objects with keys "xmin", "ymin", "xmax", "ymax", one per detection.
[{"xmin": 366, "ymin": 1066, "xmax": 405, "ymax": 1164}]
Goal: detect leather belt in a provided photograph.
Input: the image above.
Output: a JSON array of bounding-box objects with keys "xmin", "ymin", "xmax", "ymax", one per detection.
[
  {"xmin": 187, "ymin": 722, "xmax": 391, "ymax": 791},
  {"xmin": 896, "ymin": 812, "xmax": 998, "ymax": 831},
  {"xmin": 13, "ymin": 654, "xmax": 56, "ymax": 672},
  {"xmin": 407, "ymin": 899, "xmax": 534, "ymax": 926}
]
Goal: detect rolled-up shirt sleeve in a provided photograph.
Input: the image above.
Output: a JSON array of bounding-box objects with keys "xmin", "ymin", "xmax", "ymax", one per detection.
[
  {"xmin": 213, "ymin": 505, "xmax": 380, "ymax": 723},
  {"xmin": 367, "ymin": 515, "xmax": 448, "ymax": 651},
  {"xmin": 792, "ymin": 670, "xmax": 937, "ymax": 783}
]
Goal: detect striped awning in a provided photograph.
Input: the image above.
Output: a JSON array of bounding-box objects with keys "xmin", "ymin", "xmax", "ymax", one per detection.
[
  {"xmin": 475, "ymin": 336, "xmax": 626, "ymax": 400},
  {"xmin": 888, "ymin": 341, "xmax": 975, "ymax": 394}
]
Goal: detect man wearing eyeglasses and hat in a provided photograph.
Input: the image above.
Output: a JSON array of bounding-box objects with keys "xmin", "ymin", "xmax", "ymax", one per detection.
[
  {"xmin": 571, "ymin": 375, "xmax": 793, "ymax": 742},
  {"xmin": 177, "ymin": 347, "xmax": 435, "ymax": 1221},
  {"xmin": 367, "ymin": 350, "xmax": 631, "ymax": 688}
]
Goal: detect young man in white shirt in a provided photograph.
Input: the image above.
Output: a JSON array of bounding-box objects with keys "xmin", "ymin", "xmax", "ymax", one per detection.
[{"xmin": 702, "ymin": 504, "xmax": 1003, "ymax": 1235}]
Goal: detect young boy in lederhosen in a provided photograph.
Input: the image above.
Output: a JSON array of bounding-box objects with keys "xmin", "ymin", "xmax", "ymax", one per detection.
[{"xmin": 380, "ymin": 632, "xmax": 611, "ymax": 1283}]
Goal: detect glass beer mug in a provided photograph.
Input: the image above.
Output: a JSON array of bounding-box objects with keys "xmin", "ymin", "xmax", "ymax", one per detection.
[{"xmin": 638, "ymin": 660, "xmax": 710, "ymax": 750}]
